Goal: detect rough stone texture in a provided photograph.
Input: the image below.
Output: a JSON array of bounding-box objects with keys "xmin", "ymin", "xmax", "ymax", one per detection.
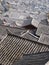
[
  {"xmin": 38, "ymin": 34, "xmax": 49, "ymax": 45},
  {"xmin": 36, "ymin": 23, "xmax": 49, "ymax": 36}
]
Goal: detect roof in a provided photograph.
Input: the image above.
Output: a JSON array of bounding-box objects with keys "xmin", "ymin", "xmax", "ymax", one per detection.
[
  {"xmin": 15, "ymin": 52, "xmax": 49, "ymax": 65},
  {"xmin": 0, "ymin": 25, "xmax": 38, "ymax": 41},
  {"xmin": 0, "ymin": 33, "xmax": 49, "ymax": 65},
  {"xmin": 0, "ymin": 25, "xmax": 27, "ymax": 36}
]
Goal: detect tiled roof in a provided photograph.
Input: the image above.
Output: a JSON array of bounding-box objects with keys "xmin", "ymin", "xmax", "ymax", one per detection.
[
  {"xmin": 0, "ymin": 25, "xmax": 26, "ymax": 36},
  {"xmin": 0, "ymin": 33, "xmax": 49, "ymax": 65},
  {"xmin": 0, "ymin": 25, "xmax": 38, "ymax": 41},
  {"xmin": 22, "ymin": 33, "xmax": 38, "ymax": 41},
  {"xmin": 15, "ymin": 52, "xmax": 49, "ymax": 65}
]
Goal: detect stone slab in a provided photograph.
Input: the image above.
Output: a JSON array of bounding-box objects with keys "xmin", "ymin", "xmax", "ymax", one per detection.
[
  {"xmin": 36, "ymin": 23, "xmax": 49, "ymax": 36},
  {"xmin": 38, "ymin": 34, "xmax": 49, "ymax": 45}
]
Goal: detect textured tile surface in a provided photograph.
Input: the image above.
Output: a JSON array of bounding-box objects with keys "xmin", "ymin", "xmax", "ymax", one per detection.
[
  {"xmin": 13, "ymin": 52, "xmax": 49, "ymax": 65},
  {"xmin": 0, "ymin": 34, "xmax": 49, "ymax": 65},
  {"xmin": 0, "ymin": 25, "xmax": 38, "ymax": 41}
]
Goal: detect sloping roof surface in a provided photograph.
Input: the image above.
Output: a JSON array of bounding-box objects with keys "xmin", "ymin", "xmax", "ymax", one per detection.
[
  {"xmin": 0, "ymin": 25, "xmax": 38, "ymax": 41},
  {"xmin": 15, "ymin": 52, "xmax": 49, "ymax": 65},
  {"xmin": 0, "ymin": 34, "xmax": 49, "ymax": 65}
]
